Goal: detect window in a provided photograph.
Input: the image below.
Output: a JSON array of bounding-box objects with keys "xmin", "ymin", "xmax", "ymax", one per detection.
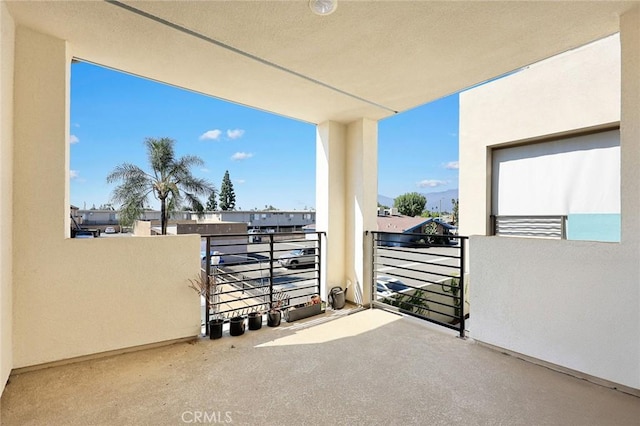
[{"xmin": 492, "ymin": 129, "xmax": 620, "ymax": 242}]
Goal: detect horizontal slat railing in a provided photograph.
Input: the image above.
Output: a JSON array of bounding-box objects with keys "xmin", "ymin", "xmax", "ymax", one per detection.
[
  {"xmin": 369, "ymin": 231, "xmax": 468, "ymax": 338},
  {"xmin": 201, "ymin": 232, "xmax": 323, "ymax": 334}
]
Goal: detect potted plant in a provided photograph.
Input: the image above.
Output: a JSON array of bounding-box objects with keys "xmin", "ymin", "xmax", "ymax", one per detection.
[
  {"xmin": 248, "ymin": 305, "xmax": 265, "ymax": 330},
  {"xmin": 229, "ymin": 314, "xmax": 245, "ymax": 336},
  {"xmin": 209, "ymin": 316, "xmax": 224, "ymax": 340},
  {"xmin": 267, "ymin": 307, "xmax": 282, "ymax": 327},
  {"xmin": 267, "ymin": 291, "xmax": 285, "ymax": 327},
  {"xmin": 188, "ymin": 272, "xmax": 223, "ymax": 339},
  {"xmin": 284, "ymin": 294, "xmax": 324, "ymax": 322}
]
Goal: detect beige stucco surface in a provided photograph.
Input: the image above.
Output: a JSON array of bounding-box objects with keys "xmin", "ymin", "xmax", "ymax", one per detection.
[
  {"xmin": 0, "ymin": 1, "xmax": 14, "ymax": 390},
  {"xmin": 5, "ymin": 1, "xmax": 635, "ymax": 124},
  {"xmin": 11, "ymin": 26, "xmax": 201, "ymax": 369},
  {"xmin": 344, "ymin": 119, "xmax": 377, "ymax": 305},
  {"xmin": 459, "ymin": 33, "xmax": 621, "ymax": 237},
  {"xmin": 316, "ymin": 121, "xmax": 347, "ymax": 298},
  {"xmin": 620, "ymin": 8, "xmax": 640, "ymax": 244},
  {"xmin": 460, "ymin": 25, "xmax": 640, "ymax": 389},
  {"xmin": 316, "ymin": 119, "xmax": 378, "ymax": 305}
]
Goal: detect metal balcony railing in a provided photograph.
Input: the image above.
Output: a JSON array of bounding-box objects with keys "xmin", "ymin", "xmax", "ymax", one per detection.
[
  {"xmin": 201, "ymin": 232, "xmax": 324, "ymax": 334},
  {"xmin": 369, "ymin": 231, "xmax": 468, "ymax": 338}
]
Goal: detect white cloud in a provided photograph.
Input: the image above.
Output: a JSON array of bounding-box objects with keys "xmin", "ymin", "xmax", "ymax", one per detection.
[
  {"xmin": 226, "ymin": 129, "xmax": 245, "ymax": 139},
  {"xmin": 444, "ymin": 161, "xmax": 459, "ymax": 170},
  {"xmin": 199, "ymin": 129, "xmax": 222, "ymax": 141},
  {"xmin": 231, "ymin": 152, "xmax": 253, "ymax": 161},
  {"xmin": 70, "ymin": 134, "xmax": 79, "ymax": 144},
  {"xmin": 70, "ymin": 170, "xmax": 79, "ymax": 179},
  {"xmin": 417, "ymin": 179, "xmax": 448, "ymax": 188},
  {"xmin": 200, "ymin": 167, "xmax": 210, "ymax": 173},
  {"xmin": 235, "ymin": 179, "xmax": 246, "ymax": 184}
]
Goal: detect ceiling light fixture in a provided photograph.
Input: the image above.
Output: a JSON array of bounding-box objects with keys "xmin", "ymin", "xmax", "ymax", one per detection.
[{"xmin": 309, "ymin": 0, "xmax": 337, "ymax": 16}]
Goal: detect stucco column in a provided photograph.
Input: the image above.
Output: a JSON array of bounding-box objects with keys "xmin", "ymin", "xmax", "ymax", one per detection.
[
  {"xmin": 621, "ymin": 7, "xmax": 640, "ymax": 246},
  {"xmin": 14, "ymin": 27, "xmax": 70, "ymax": 245},
  {"xmin": 0, "ymin": 1, "xmax": 15, "ymax": 393},
  {"xmin": 12, "ymin": 25, "xmax": 71, "ymax": 367},
  {"xmin": 620, "ymin": 7, "xmax": 640, "ymax": 389},
  {"xmin": 316, "ymin": 119, "xmax": 378, "ymax": 305}
]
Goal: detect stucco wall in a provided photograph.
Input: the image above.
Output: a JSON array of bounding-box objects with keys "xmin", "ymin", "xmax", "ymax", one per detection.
[
  {"xmin": 459, "ymin": 34, "xmax": 621, "ymax": 237},
  {"xmin": 0, "ymin": 1, "xmax": 14, "ymax": 390},
  {"xmin": 470, "ymin": 236, "xmax": 638, "ymax": 388},
  {"xmin": 12, "ymin": 27, "xmax": 201, "ymax": 369},
  {"xmin": 460, "ymin": 30, "xmax": 640, "ymax": 390}
]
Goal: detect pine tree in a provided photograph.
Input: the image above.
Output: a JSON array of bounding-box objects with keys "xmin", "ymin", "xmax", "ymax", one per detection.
[
  {"xmin": 219, "ymin": 170, "xmax": 236, "ymax": 211},
  {"xmin": 206, "ymin": 189, "xmax": 218, "ymax": 211},
  {"xmin": 451, "ymin": 198, "xmax": 459, "ymax": 225}
]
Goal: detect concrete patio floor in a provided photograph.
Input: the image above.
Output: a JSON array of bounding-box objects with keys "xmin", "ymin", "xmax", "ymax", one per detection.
[{"xmin": 2, "ymin": 309, "xmax": 639, "ymax": 425}]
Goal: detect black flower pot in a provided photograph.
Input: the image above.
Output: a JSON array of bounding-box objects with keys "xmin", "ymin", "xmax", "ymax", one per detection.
[
  {"xmin": 209, "ymin": 319, "xmax": 224, "ymax": 340},
  {"xmin": 248, "ymin": 312, "xmax": 262, "ymax": 330},
  {"xmin": 230, "ymin": 316, "xmax": 245, "ymax": 336},
  {"xmin": 267, "ymin": 310, "xmax": 281, "ymax": 327}
]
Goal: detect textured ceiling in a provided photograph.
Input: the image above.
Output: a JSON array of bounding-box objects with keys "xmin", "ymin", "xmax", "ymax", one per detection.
[{"xmin": 6, "ymin": 0, "xmax": 636, "ymax": 124}]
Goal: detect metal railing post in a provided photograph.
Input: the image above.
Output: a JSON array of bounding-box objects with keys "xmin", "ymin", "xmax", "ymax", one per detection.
[
  {"xmin": 205, "ymin": 236, "xmax": 211, "ymax": 335},
  {"xmin": 268, "ymin": 233, "xmax": 274, "ymax": 309},
  {"xmin": 317, "ymin": 232, "xmax": 322, "ymax": 298},
  {"xmin": 458, "ymin": 237, "xmax": 466, "ymax": 338},
  {"xmin": 369, "ymin": 231, "xmax": 375, "ymax": 308}
]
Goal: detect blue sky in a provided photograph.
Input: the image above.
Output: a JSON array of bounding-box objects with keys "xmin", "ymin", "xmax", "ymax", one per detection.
[{"xmin": 70, "ymin": 62, "xmax": 458, "ymax": 211}]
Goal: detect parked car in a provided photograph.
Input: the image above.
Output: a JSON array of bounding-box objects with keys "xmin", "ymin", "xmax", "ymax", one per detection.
[
  {"xmin": 376, "ymin": 276, "xmax": 411, "ymax": 298},
  {"xmin": 104, "ymin": 226, "xmax": 116, "ymax": 234},
  {"xmin": 74, "ymin": 230, "xmax": 95, "ymax": 239},
  {"xmin": 376, "ymin": 276, "xmax": 431, "ymax": 315},
  {"xmin": 201, "ymin": 251, "xmax": 223, "ymax": 267},
  {"xmin": 278, "ymin": 248, "xmax": 316, "ymax": 269}
]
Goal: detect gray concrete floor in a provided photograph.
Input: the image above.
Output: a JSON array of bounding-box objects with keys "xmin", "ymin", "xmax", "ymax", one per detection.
[{"xmin": 2, "ymin": 309, "xmax": 639, "ymax": 425}]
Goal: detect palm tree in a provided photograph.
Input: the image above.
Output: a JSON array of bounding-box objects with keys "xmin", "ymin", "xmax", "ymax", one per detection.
[{"xmin": 107, "ymin": 137, "xmax": 215, "ymax": 235}]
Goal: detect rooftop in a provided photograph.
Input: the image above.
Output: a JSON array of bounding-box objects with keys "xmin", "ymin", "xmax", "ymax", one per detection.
[
  {"xmin": 377, "ymin": 215, "xmax": 431, "ymax": 233},
  {"xmin": 2, "ymin": 309, "xmax": 638, "ymax": 425}
]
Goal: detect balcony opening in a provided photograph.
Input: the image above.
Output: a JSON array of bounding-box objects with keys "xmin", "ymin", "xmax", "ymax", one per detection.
[
  {"xmin": 378, "ymin": 94, "xmax": 459, "ymax": 222},
  {"xmin": 69, "ymin": 61, "xmax": 316, "ymax": 238}
]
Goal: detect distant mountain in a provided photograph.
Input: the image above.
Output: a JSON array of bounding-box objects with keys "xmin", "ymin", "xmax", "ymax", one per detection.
[
  {"xmin": 422, "ymin": 189, "xmax": 459, "ymax": 212},
  {"xmin": 377, "ymin": 194, "xmax": 395, "ymax": 208},
  {"xmin": 378, "ymin": 189, "xmax": 458, "ymax": 213}
]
